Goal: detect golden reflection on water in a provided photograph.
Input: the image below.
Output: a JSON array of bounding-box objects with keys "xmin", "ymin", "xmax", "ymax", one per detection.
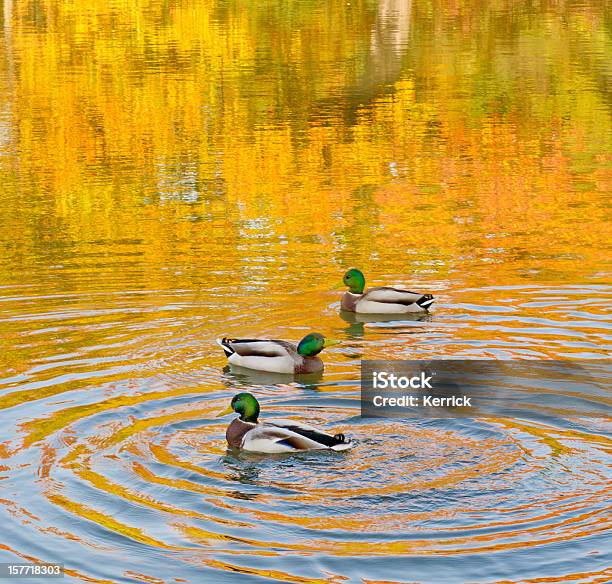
[
  {"xmin": 0, "ymin": 0, "xmax": 610, "ymax": 291},
  {"xmin": 0, "ymin": 0, "xmax": 610, "ymax": 583}
]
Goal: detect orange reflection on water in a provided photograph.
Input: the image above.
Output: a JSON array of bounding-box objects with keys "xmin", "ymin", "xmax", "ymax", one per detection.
[{"xmin": 0, "ymin": 0, "xmax": 610, "ymax": 582}]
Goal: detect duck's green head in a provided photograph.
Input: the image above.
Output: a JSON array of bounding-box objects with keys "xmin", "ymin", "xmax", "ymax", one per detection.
[
  {"xmin": 343, "ymin": 268, "xmax": 365, "ymax": 294},
  {"xmin": 297, "ymin": 333, "xmax": 339, "ymax": 357},
  {"xmin": 217, "ymin": 392, "xmax": 260, "ymax": 423}
]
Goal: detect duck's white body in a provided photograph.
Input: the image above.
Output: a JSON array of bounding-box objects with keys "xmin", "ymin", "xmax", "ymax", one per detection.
[
  {"xmin": 217, "ymin": 338, "xmax": 323, "ymax": 374},
  {"xmin": 226, "ymin": 417, "xmax": 353, "ymax": 453},
  {"xmin": 341, "ymin": 287, "xmax": 435, "ymax": 314},
  {"xmin": 223, "ymin": 341, "xmax": 296, "ymax": 374}
]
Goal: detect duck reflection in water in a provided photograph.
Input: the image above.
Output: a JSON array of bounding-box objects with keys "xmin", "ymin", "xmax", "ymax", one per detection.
[
  {"xmin": 221, "ymin": 364, "xmax": 323, "ymax": 391},
  {"xmin": 339, "ymin": 309, "xmax": 432, "ymax": 340}
]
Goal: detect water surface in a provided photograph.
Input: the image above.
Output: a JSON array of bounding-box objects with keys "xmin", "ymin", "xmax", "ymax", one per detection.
[{"xmin": 0, "ymin": 0, "xmax": 611, "ymax": 582}]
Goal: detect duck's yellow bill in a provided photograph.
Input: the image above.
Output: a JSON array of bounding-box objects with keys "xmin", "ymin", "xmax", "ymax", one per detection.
[
  {"xmin": 332, "ymin": 282, "xmax": 345, "ymax": 290},
  {"xmin": 216, "ymin": 405, "xmax": 234, "ymax": 417},
  {"xmin": 324, "ymin": 338, "xmax": 341, "ymax": 348}
]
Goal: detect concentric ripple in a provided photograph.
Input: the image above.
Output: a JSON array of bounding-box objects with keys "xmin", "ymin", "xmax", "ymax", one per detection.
[{"xmin": 0, "ymin": 283, "xmax": 610, "ymax": 583}]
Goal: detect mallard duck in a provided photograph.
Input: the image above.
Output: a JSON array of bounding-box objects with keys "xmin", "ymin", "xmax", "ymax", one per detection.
[
  {"xmin": 216, "ymin": 333, "xmax": 338, "ymax": 374},
  {"xmin": 341, "ymin": 268, "xmax": 435, "ymax": 313},
  {"xmin": 217, "ymin": 392, "xmax": 353, "ymax": 453}
]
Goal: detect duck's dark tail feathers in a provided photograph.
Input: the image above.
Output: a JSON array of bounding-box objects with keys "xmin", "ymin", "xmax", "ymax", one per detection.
[
  {"xmin": 331, "ymin": 433, "xmax": 353, "ymax": 451},
  {"xmin": 416, "ymin": 294, "xmax": 435, "ymax": 310},
  {"xmin": 216, "ymin": 337, "xmax": 234, "ymax": 357}
]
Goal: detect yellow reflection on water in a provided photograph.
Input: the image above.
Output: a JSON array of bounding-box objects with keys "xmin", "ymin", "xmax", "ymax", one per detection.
[
  {"xmin": 0, "ymin": 0, "xmax": 609, "ymax": 291},
  {"xmin": 0, "ymin": 1, "xmax": 610, "ymax": 582}
]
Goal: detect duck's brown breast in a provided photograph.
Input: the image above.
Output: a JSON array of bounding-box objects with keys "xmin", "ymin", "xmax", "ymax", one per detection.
[
  {"xmin": 296, "ymin": 356, "xmax": 324, "ymax": 374},
  {"xmin": 341, "ymin": 292, "xmax": 359, "ymax": 312},
  {"xmin": 226, "ymin": 418, "xmax": 255, "ymax": 448}
]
